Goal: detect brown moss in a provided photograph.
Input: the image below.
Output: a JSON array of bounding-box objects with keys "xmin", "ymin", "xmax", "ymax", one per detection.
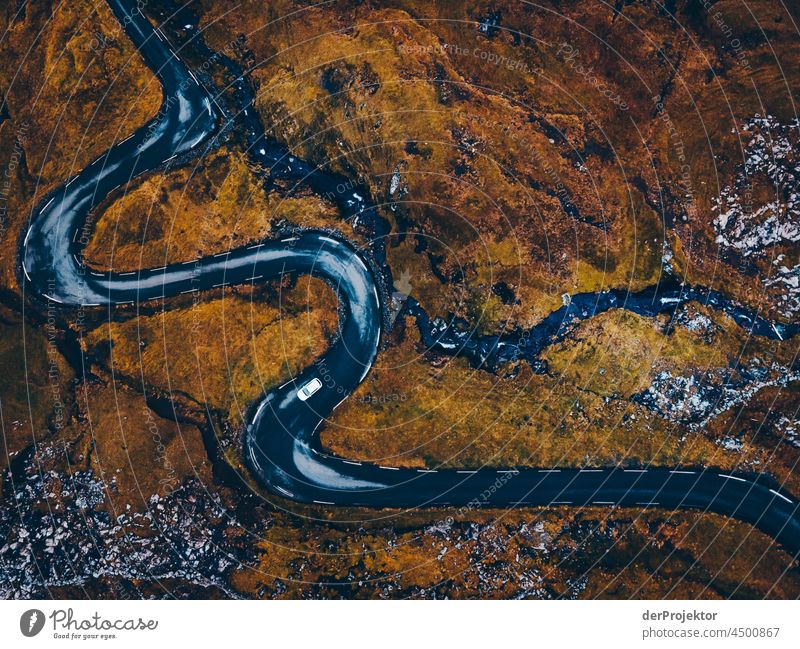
[
  {"xmin": 0, "ymin": 305, "xmax": 74, "ymax": 480},
  {"xmin": 542, "ymin": 307, "xmax": 729, "ymax": 397},
  {"xmin": 229, "ymin": 506, "xmax": 799, "ymax": 599},
  {"xmin": 76, "ymin": 379, "xmax": 212, "ymax": 511},
  {"xmin": 85, "ymin": 276, "xmax": 338, "ymax": 422},
  {"xmin": 84, "ymin": 148, "xmax": 343, "ymax": 270}
]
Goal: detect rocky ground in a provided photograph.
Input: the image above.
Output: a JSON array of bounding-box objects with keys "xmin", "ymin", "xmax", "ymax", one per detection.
[{"xmin": 1, "ymin": 0, "xmax": 799, "ymax": 598}]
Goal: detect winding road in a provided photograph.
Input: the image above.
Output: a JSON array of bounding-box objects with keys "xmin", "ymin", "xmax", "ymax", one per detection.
[{"xmin": 20, "ymin": 0, "xmax": 800, "ymax": 557}]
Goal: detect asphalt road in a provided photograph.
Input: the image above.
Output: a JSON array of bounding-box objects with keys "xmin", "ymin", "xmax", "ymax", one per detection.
[{"xmin": 20, "ymin": 0, "xmax": 800, "ymax": 558}]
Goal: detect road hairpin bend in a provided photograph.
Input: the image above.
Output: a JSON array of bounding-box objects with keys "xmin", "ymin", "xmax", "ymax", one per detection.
[{"xmin": 20, "ymin": 0, "xmax": 800, "ymax": 556}]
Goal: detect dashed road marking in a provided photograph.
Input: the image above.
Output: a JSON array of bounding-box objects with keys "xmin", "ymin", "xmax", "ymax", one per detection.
[
  {"xmin": 770, "ymin": 489, "xmax": 793, "ymax": 504},
  {"xmin": 719, "ymin": 474, "xmax": 747, "ymax": 483}
]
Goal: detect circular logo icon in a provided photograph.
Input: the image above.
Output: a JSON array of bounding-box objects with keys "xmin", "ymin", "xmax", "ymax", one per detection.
[{"xmin": 20, "ymin": 609, "xmax": 45, "ymax": 637}]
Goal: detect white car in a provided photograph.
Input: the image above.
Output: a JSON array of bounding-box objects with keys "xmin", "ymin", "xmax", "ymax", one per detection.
[{"xmin": 297, "ymin": 377, "xmax": 323, "ymax": 401}]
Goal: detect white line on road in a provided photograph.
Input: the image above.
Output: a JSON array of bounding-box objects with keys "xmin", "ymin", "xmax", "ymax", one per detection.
[
  {"xmin": 719, "ymin": 474, "xmax": 748, "ymax": 483},
  {"xmin": 769, "ymin": 489, "xmax": 793, "ymax": 504}
]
